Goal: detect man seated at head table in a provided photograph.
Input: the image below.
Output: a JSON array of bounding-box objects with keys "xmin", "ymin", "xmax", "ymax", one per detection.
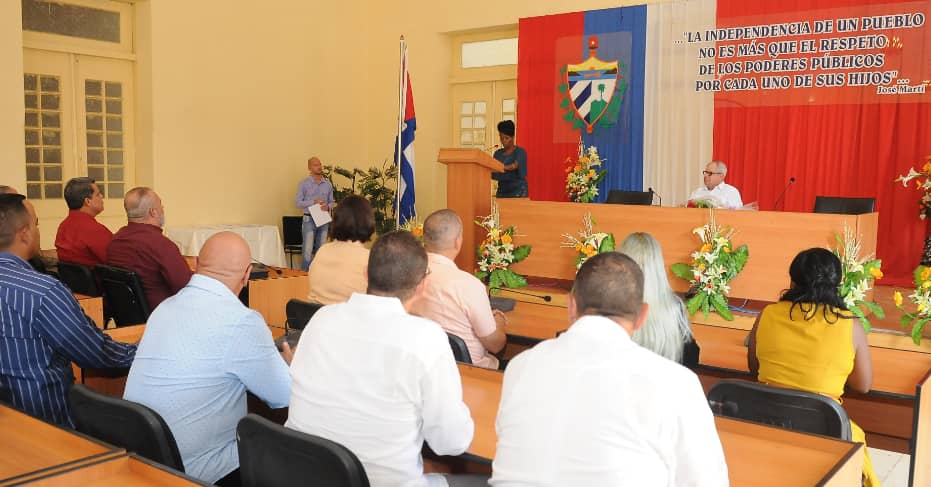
[
  {"xmin": 107, "ymin": 186, "xmax": 192, "ymax": 310},
  {"xmin": 687, "ymin": 160, "xmax": 744, "ymax": 209},
  {"xmin": 0, "ymin": 193, "xmax": 136, "ymax": 427},
  {"xmin": 410, "ymin": 209, "xmax": 507, "ymax": 369},
  {"xmin": 491, "ymin": 252, "xmax": 729, "ymax": 486},
  {"xmin": 123, "ymin": 232, "xmax": 292, "ymax": 486},
  {"xmin": 55, "ymin": 177, "xmax": 112, "ymax": 268},
  {"xmin": 287, "ymin": 231, "xmax": 479, "ymax": 487}
]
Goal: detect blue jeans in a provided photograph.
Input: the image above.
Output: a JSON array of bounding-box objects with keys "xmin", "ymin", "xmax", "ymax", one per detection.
[{"xmin": 301, "ymin": 217, "xmax": 329, "ymax": 270}]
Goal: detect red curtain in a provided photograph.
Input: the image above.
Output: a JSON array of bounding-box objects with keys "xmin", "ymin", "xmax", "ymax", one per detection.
[
  {"xmin": 518, "ymin": 13, "xmax": 584, "ymax": 201},
  {"xmin": 715, "ymin": 0, "xmax": 931, "ymax": 286}
]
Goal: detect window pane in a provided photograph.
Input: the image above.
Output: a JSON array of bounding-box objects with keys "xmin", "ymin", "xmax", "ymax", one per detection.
[
  {"xmin": 85, "ymin": 80, "xmax": 102, "ymax": 96},
  {"xmin": 105, "ymin": 82, "xmax": 122, "ymax": 97},
  {"xmin": 461, "ymin": 102, "xmax": 473, "ymax": 115},
  {"xmin": 106, "ymin": 133, "xmax": 122, "ymax": 148},
  {"xmin": 87, "ymin": 150, "xmax": 104, "ymax": 164},
  {"xmin": 25, "ymin": 130, "xmax": 39, "ymax": 145},
  {"xmin": 475, "ymin": 117, "xmax": 486, "ymax": 129},
  {"xmin": 107, "ymin": 150, "xmax": 123, "ymax": 164},
  {"xmin": 461, "ymin": 38, "xmax": 518, "ymax": 68},
  {"xmin": 503, "ymin": 99, "xmax": 516, "ymax": 113},
  {"xmin": 40, "ymin": 76, "xmax": 59, "ymax": 93},
  {"xmin": 87, "ymin": 133, "xmax": 103, "ymax": 148},
  {"xmin": 42, "ymin": 130, "xmax": 60, "ymax": 146},
  {"xmin": 43, "ymin": 148, "xmax": 61, "ymax": 164},
  {"xmin": 25, "ymin": 148, "xmax": 40, "ymax": 164},
  {"xmin": 86, "ymin": 115, "xmax": 103, "ymax": 131},
  {"xmin": 44, "ymin": 183, "xmax": 62, "ymax": 199},
  {"xmin": 24, "ymin": 94, "xmax": 37, "ymax": 109},
  {"xmin": 26, "ymin": 184, "xmax": 41, "ymax": 199},
  {"xmin": 87, "ymin": 166, "xmax": 105, "ymax": 181},
  {"xmin": 475, "ymin": 102, "xmax": 487, "ymax": 114},
  {"xmin": 25, "ymin": 112, "xmax": 38, "ymax": 127},
  {"xmin": 26, "ymin": 165, "xmax": 40, "ymax": 181},
  {"xmin": 475, "ymin": 130, "xmax": 485, "ymax": 143},
  {"xmin": 24, "ymin": 74, "xmax": 37, "ymax": 91},
  {"xmin": 461, "ymin": 117, "xmax": 473, "ymax": 129},
  {"xmin": 106, "ymin": 116, "xmax": 122, "ymax": 131},
  {"xmin": 106, "ymin": 99, "xmax": 122, "ymax": 114},
  {"xmin": 40, "ymin": 94, "xmax": 59, "ymax": 110},
  {"xmin": 108, "ymin": 183, "xmax": 124, "ymax": 198},
  {"xmin": 22, "ymin": 0, "xmax": 121, "ymax": 43},
  {"xmin": 107, "ymin": 167, "xmax": 123, "ymax": 181},
  {"xmin": 86, "ymin": 98, "xmax": 102, "ymax": 113},
  {"xmin": 42, "ymin": 112, "xmax": 60, "ymax": 128},
  {"xmin": 44, "ymin": 165, "xmax": 62, "ymax": 181},
  {"xmin": 460, "ymin": 131, "xmax": 472, "ymax": 144}
]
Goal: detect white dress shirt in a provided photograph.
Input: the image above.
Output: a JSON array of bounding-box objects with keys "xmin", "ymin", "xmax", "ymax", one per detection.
[
  {"xmin": 688, "ymin": 181, "xmax": 743, "ymax": 209},
  {"xmin": 491, "ymin": 315, "xmax": 729, "ymax": 487},
  {"xmin": 286, "ymin": 293, "xmax": 474, "ymax": 487}
]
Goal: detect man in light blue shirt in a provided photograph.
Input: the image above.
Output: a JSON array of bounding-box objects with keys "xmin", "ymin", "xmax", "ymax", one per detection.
[
  {"xmin": 295, "ymin": 156, "xmax": 335, "ymax": 270},
  {"xmin": 124, "ymin": 231, "xmax": 291, "ymax": 485}
]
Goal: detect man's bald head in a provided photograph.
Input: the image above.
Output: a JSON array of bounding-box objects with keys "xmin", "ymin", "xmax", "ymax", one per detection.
[
  {"xmin": 124, "ymin": 187, "xmax": 164, "ymax": 226},
  {"xmin": 196, "ymin": 232, "xmax": 253, "ymax": 293},
  {"xmin": 423, "ymin": 209, "xmax": 462, "ymax": 253},
  {"xmin": 0, "ymin": 186, "xmax": 17, "ymax": 195}
]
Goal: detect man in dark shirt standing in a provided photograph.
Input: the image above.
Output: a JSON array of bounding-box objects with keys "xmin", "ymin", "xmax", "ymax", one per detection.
[
  {"xmin": 107, "ymin": 187, "xmax": 192, "ymax": 310},
  {"xmin": 55, "ymin": 177, "xmax": 113, "ymax": 267},
  {"xmin": 0, "ymin": 194, "xmax": 136, "ymax": 426}
]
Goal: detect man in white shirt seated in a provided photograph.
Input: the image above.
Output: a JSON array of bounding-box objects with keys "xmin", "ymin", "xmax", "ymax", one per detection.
[
  {"xmin": 286, "ymin": 231, "xmax": 478, "ymax": 487},
  {"xmin": 491, "ymin": 252, "xmax": 729, "ymax": 486},
  {"xmin": 688, "ymin": 160, "xmax": 743, "ymax": 209},
  {"xmin": 411, "ymin": 209, "xmax": 507, "ymax": 369}
]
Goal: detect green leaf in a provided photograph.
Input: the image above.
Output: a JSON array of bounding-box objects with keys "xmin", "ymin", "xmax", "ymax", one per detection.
[
  {"xmin": 732, "ymin": 245, "xmax": 749, "ymax": 273},
  {"xmin": 502, "ymin": 270, "xmax": 528, "ymax": 289},
  {"xmin": 860, "ymin": 300, "xmax": 885, "ymax": 319},
  {"xmin": 902, "ymin": 314, "xmax": 916, "ymax": 328},
  {"xmin": 912, "ymin": 318, "xmax": 929, "ymax": 345},
  {"xmin": 670, "ymin": 263, "xmax": 693, "ymax": 282},
  {"xmin": 701, "ymin": 294, "xmax": 710, "ymax": 318},
  {"xmin": 598, "ymin": 234, "xmax": 616, "ymax": 253},
  {"xmin": 512, "ymin": 245, "xmax": 531, "ymax": 262},
  {"xmin": 686, "ymin": 295, "xmax": 702, "ymax": 316},
  {"xmin": 915, "ymin": 266, "xmax": 927, "ymax": 286},
  {"xmin": 475, "ymin": 270, "xmax": 488, "ymax": 282},
  {"xmin": 711, "ymin": 294, "xmax": 733, "ymax": 320},
  {"xmin": 489, "ymin": 271, "xmax": 503, "ymax": 290}
]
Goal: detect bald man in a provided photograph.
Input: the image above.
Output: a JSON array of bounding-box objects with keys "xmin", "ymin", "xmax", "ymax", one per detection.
[
  {"xmin": 295, "ymin": 156, "xmax": 335, "ymax": 270},
  {"xmin": 107, "ymin": 187, "xmax": 192, "ymax": 309},
  {"xmin": 411, "ymin": 209, "xmax": 507, "ymax": 369},
  {"xmin": 124, "ymin": 232, "xmax": 291, "ymax": 486}
]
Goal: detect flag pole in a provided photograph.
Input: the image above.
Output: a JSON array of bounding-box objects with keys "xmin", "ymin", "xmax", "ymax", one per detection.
[{"xmin": 395, "ymin": 36, "xmax": 407, "ymax": 230}]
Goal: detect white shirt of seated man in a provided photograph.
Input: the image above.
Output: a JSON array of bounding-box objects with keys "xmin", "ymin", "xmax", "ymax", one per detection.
[{"xmin": 688, "ymin": 161, "xmax": 743, "ymax": 209}]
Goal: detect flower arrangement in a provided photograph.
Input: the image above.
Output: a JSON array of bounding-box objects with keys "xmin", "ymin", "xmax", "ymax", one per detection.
[
  {"xmin": 399, "ymin": 216, "xmax": 423, "ymax": 241},
  {"xmin": 834, "ymin": 225, "xmax": 884, "ymax": 332},
  {"xmin": 560, "ymin": 212, "xmax": 615, "ymax": 270},
  {"xmin": 565, "ymin": 144, "xmax": 607, "ymax": 203},
  {"xmin": 475, "ymin": 204, "xmax": 531, "ymax": 290},
  {"xmin": 895, "ymin": 266, "xmax": 931, "ymax": 344},
  {"xmin": 670, "ymin": 210, "xmax": 749, "ymax": 320},
  {"xmin": 895, "ymin": 155, "xmax": 931, "ymax": 219}
]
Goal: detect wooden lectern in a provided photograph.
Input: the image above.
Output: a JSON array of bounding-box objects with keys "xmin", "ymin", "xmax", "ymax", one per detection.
[{"xmin": 437, "ymin": 148, "xmax": 504, "ymax": 272}]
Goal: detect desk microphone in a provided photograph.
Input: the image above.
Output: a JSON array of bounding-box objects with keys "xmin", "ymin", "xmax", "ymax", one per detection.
[
  {"xmin": 495, "ymin": 288, "xmax": 553, "ymax": 303},
  {"xmin": 772, "ymin": 177, "xmax": 796, "ymax": 211},
  {"xmin": 251, "ymin": 258, "xmax": 283, "ymax": 275},
  {"xmin": 648, "ymin": 187, "xmax": 662, "ymax": 206}
]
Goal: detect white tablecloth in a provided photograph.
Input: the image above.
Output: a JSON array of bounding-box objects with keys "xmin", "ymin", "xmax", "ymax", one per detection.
[{"xmin": 165, "ymin": 224, "xmax": 286, "ymax": 268}]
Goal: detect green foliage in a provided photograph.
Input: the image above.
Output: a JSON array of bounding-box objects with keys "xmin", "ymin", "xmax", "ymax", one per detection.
[
  {"xmin": 670, "ymin": 263, "xmax": 693, "ymax": 281},
  {"xmin": 598, "ymin": 234, "xmax": 615, "ymax": 254},
  {"xmin": 512, "ymin": 244, "xmax": 532, "ymax": 262},
  {"xmin": 324, "ymin": 160, "xmax": 399, "ymax": 236}
]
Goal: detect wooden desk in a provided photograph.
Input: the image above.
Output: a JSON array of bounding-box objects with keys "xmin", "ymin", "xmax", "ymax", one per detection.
[
  {"xmin": 456, "ymin": 364, "xmax": 863, "ymax": 486},
  {"xmin": 22, "ymin": 454, "xmax": 208, "ymax": 486},
  {"xmin": 0, "ymin": 405, "xmax": 122, "ymax": 486},
  {"xmin": 496, "ymin": 198, "xmax": 877, "ymax": 303},
  {"xmin": 74, "ymin": 293, "xmax": 104, "ymax": 329}
]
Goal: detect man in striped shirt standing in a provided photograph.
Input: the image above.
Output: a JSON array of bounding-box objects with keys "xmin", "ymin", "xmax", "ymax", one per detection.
[{"xmin": 0, "ymin": 193, "xmax": 136, "ymax": 427}]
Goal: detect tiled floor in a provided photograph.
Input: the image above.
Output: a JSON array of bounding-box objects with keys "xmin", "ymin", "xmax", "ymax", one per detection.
[{"xmin": 869, "ymin": 447, "xmax": 910, "ymax": 487}]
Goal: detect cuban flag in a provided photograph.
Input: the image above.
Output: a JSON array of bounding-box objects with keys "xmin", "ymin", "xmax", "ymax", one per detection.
[{"xmin": 395, "ymin": 41, "xmax": 416, "ymax": 226}]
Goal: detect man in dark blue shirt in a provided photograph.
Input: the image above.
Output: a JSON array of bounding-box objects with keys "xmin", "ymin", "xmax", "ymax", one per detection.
[{"xmin": 0, "ymin": 193, "xmax": 136, "ymax": 427}]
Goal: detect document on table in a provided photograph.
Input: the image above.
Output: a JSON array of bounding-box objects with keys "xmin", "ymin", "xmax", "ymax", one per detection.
[{"xmin": 306, "ymin": 204, "xmax": 332, "ymax": 226}]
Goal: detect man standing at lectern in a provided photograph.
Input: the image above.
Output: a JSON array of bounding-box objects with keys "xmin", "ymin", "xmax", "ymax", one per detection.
[{"xmin": 688, "ymin": 160, "xmax": 743, "ymax": 209}]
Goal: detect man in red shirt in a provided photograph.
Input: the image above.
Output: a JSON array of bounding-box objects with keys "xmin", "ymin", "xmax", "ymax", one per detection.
[
  {"xmin": 107, "ymin": 187, "xmax": 192, "ymax": 310},
  {"xmin": 55, "ymin": 178, "xmax": 112, "ymax": 267}
]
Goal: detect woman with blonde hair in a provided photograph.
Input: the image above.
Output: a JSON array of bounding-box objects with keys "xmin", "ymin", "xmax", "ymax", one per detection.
[{"xmin": 618, "ymin": 232, "xmax": 697, "ymax": 365}]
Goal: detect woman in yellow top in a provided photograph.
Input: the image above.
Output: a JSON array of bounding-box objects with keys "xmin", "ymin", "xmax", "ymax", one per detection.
[
  {"xmin": 307, "ymin": 195, "xmax": 374, "ymax": 305},
  {"xmin": 748, "ymin": 247, "xmax": 879, "ymax": 487}
]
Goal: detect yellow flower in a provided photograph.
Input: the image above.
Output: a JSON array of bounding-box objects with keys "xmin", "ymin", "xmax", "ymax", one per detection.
[
  {"xmin": 722, "ymin": 246, "xmax": 731, "ymax": 253},
  {"xmin": 584, "ymin": 244, "xmax": 596, "ymax": 256},
  {"xmin": 574, "ymin": 165, "xmax": 581, "ymax": 172},
  {"xmin": 894, "ymin": 291, "xmax": 903, "ymax": 307},
  {"xmin": 588, "ymin": 169, "xmax": 595, "ymax": 177},
  {"xmin": 501, "ymin": 234, "xmax": 512, "ymax": 245},
  {"xmin": 697, "ymin": 263, "xmax": 706, "ymax": 272},
  {"xmin": 869, "ymin": 267, "xmax": 883, "ymax": 279},
  {"xmin": 575, "ymin": 243, "xmax": 583, "ymax": 251},
  {"xmin": 412, "ymin": 227, "xmax": 423, "ymax": 237},
  {"xmin": 920, "ymin": 302, "xmax": 927, "ymax": 313},
  {"xmin": 922, "ymin": 267, "xmax": 931, "ymax": 281},
  {"xmin": 700, "ymin": 243, "xmax": 712, "ymax": 254},
  {"xmin": 579, "ymin": 157, "xmax": 590, "ymax": 163},
  {"xmin": 923, "ymin": 161, "xmax": 931, "ymax": 173}
]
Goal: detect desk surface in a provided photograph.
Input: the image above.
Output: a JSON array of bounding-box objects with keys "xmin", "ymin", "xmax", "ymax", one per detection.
[
  {"xmin": 0, "ymin": 405, "xmax": 120, "ymax": 484},
  {"xmin": 457, "ymin": 364, "xmax": 863, "ymax": 486},
  {"xmin": 23, "ymin": 455, "xmax": 206, "ymax": 486}
]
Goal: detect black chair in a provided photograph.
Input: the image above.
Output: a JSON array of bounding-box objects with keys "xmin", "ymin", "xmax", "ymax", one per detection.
[
  {"xmin": 69, "ymin": 384, "xmax": 185, "ymax": 471},
  {"xmin": 0, "ymin": 381, "xmax": 10, "ymax": 404},
  {"xmin": 606, "ymin": 189, "xmax": 654, "ymax": 205},
  {"xmin": 447, "ymin": 332, "xmax": 472, "ymax": 364},
  {"xmin": 285, "ymin": 298, "xmax": 323, "ymax": 331},
  {"xmin": 813, "ymin": 196, "xmax": 876, "ymax": 215},
  {"xmin": 58, "ymin": 261, "xmax": 100, "ymax": 296},
  {"xmin": 282, "ymin": 216, "xmax": 304, "ymax": 269},
  {"xmin": 237, "ymin": 414, "xmax": 370, "ymax": 487},
  {"xmin": 95, "ymin": 264, "xmax": 150, "ymax": 327},
  {"xmin": 708, "ymin": 379, "xmax": 852, "ymax": 441}
]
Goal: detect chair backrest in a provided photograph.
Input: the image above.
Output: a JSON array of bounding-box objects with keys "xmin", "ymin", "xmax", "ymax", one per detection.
[
  {"xmin": 58, "ymin": 261, "xmax": 100, "ymax": 296},
  {"xmin": 69, "ymin": 384, "xmax": 185, "ymax": 471},
  {"xmin": 285, "ymin": 298, "xmax": 323, "ymax": 331},
  {"xmin": 282, "ymin": 216, "xmax": 304, "ymax": 247},
  {"xmin": 447, "ymin": 332, "xmax": 472, "ymax": 364},
  {"xmin": 237, "ymin": 414, "xmax": 370, "ymax": 487},
  {"xmin": 606, "ymin": 189, "xmax": 654, "ymax": 205},
  {"xmin": 813, "ymin": 196, "xmax": 876, "ymax": 215},
  {"xmin": 0, "ymin": 380, "xmax": 10, "ymax": 404},
  {"xmin": 95, "ymin": 264, "xmax": 151, "ymax": 327},
  {"xmin": 707, "ymin": 379, "xmax": 852, "ymax": 441}
]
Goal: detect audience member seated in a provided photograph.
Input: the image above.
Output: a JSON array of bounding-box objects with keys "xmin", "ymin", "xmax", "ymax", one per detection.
[
  {"xmin": 618, "ymin": 232, "xmax": 698, "ymax": 366},
  {"xmin": 123, "ymin": 232, "xmax": 292, "ymax": 486},
  {"xmin": 307, "ymin": 195, "xmax": 373, "ymax": 304},
  {"xmin": 749, "ymin": 248, "xmax": 878, "ymax": 486},
  {"xmin": 107, "ymin": 187, "xmax": 192, "ymax": 310},
  {"xmin": 0, "ymin": 194, "xmax": 136, "ymax": 427},
  {"xmin": 687, "ymin": 160, "xmax": 743, "ymax": 209},
  {"xmin": 411, "ymin": 209, "xmax": 507, "ymax": 369},
  {"xmin": 491, "ymin": 253, "xmax": 728, "ymax": 486},
  {"xmin": 1, "ymin": 185, "xmax": 47, "ymax": 273},
  {"xmin": 287, "ymin": 231, "xmax": 475, "ymax": 486},
  {"xmin": 55, "ymin": 177, "xmax": 112, "ymax": 267}
]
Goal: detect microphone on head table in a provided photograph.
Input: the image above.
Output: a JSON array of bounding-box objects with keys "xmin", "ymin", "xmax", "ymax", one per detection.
[
  {"xmin": 648, "ymin": 187, "xmax": 662, "ymax": 206},
  {"xmin": 251, "ymin": 258, "xmax": 283, "ymax": 275},
  {"xmin": 773, "ymin": 177, "xmax": 796, "ymax": 211},
  {"xmin": 494, "ymin": 288, "xmax": 552, "ymax": 303}
]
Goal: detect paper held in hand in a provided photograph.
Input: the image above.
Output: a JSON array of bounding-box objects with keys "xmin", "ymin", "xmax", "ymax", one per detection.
[{"xmin": 306, "ymin": 204, "xmax": 332, "ymax": 226}]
